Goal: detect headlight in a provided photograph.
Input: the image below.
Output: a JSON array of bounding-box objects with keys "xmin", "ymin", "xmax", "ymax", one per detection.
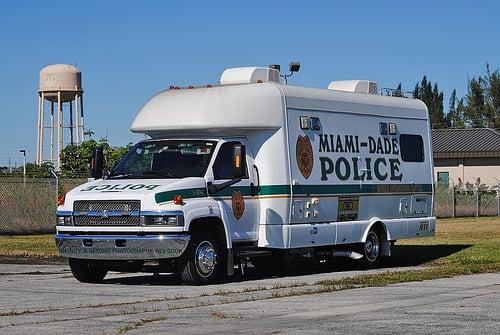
[
  {"xmin": 57, "ymin": 216, "xmax": 72, "ymax": 226},
  {"xmin": 143, "ymin": 215, "xmax": 184, "ymax": 226}
]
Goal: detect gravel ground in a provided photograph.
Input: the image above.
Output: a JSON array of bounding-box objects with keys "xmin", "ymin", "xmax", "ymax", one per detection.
[{"xmin": 0, "ymin": 263, "xmax": 498, "ymax": 334}]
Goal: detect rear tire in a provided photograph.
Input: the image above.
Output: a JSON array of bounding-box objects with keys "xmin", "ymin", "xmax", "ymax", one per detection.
[
  {"xmin": 69, "ymin": 258, "xmax": 108, "ymax": 283},
  {"xmin": 359, "ymin": 229, "xmax": 382, "ymax": 269},
  {"xmin": 178, "ymin": 231, "xmax": 225, "ymax": 284}
]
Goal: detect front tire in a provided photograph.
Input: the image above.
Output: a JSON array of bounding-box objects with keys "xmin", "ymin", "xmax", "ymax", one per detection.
[
  {"xmin": 360, "ymin": 229, "xmax": 382, "ymax": 269},
  {"xmin": 178, "ymin": 231, "xmax": 225, "ymax": 284},
  {"xmin": 69, "ymin": 258, "xmax": 108, "ymax": 283}
]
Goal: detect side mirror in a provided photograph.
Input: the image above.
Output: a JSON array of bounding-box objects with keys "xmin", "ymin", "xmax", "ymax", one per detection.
[
  {"xmin": 91, "ymin": 147, "xmax": 104, "ymax": 179},
  {"xmin": 232, "ymin": 144, "xmax": 246, "ymax": 179}
]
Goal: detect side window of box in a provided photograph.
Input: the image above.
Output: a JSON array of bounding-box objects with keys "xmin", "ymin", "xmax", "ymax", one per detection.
[{"xmin": 400, "ymin": 134, "xmax": 424, "ymax": 162}]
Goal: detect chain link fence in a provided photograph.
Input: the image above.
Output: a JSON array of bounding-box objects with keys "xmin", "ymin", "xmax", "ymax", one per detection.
[
  {"xmin": 434, "ymin": 184, "xmax": 500, "ymax": 218},
  {"xmin": 1, "ymin": 178, "xmax": 499, "ymax": 234},
  {"xmin": 0, "ymin": 177, "xmax": 87, "ymax": 234}
]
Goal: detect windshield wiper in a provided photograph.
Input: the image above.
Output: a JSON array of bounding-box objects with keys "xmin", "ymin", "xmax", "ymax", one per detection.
[
  {"xmin": 139, "ymin": 171, "xmax": 174, "ymax": 178},
  {"xmin": 107, "ymin": 173, "xmax": 138, "ymax": 179},
  {"xmin": 107, "ymin": 171, "xmax": 175, "ymax": 179}
]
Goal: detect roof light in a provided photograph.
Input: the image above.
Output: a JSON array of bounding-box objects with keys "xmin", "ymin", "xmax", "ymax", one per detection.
[
  {"xmin": 289, "ymin": 61, "xmax": 301, "ymax": 73},
  {"xmin": 57, "ymin": 194, "xmax": 65, "ymax": 206}
]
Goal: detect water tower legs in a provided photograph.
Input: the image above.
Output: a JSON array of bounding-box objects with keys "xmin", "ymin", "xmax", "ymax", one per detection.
[
  {"xmin": 80, "ymin": 92, "xmax": 84, "ymax": 142},
  {"xmin": 57, "ymin": 92, "xmax": 63, "ymax": 170},
  {"xmin": 36, "ymin": 93, "xmax": 43, "ymax": 165},
  {"xmin": 50, "ymin": 101, "xmax": 54, "ymax": 167},
  {"xmin": 74, "ymin": 95, "xmax": 79, "ymax": 145},
  {"xmin": 69, "ymin": 101, "xmax": 74, "ymax": 146}
]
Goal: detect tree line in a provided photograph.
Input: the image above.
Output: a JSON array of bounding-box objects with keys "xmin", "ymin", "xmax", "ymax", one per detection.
[
  {"xmin": 408, "ymin": 63, "xmax": 499, "ymax": 129},
  {"xmin": 0, "ymin": 139, "xmax": 130, "ymax": 178}
]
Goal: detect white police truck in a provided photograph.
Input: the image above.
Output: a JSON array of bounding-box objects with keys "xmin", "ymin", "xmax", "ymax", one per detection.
[{"xmin": 56, "ymin": 66, "xmax": 435, "ymax": 284}]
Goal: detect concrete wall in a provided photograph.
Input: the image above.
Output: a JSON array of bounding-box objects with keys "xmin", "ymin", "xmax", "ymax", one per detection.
[{"xmin": 434, "ymin": 157, "xmax": 500, "ymax": 187}]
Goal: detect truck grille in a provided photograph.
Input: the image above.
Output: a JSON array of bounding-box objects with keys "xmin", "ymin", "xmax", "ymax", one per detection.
[
  {"xmin": 74, "ymin": 200, "xmax": 140, "ymax": 212},
  {"xmin": 74, "ymin": 216, "xmax": 140, "ymax": 226},
  {"xmin": 73, "ymin": 200, "xmax": 141, "ymax": 226}
]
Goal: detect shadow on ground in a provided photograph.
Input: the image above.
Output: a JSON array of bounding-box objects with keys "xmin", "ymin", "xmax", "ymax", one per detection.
[{"xmin": 101, "ymin": 244, "xmax": 472, "ymax": 286}]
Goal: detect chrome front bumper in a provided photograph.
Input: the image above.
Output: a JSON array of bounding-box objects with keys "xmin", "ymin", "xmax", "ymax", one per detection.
[{"xmin": 55, "ymin": 234, "xmax": 190, "ymax": 260}]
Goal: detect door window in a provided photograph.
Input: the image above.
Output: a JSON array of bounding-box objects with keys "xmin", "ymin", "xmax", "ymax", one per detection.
[{"xmin": 212, "ymin": 141, "xmax": 248, "ymax": 180}]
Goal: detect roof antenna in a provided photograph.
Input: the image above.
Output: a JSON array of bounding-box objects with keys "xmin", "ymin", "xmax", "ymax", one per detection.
[{"xmin": 268, "ymin": 62, "xmax": 301, "ymax": 84}]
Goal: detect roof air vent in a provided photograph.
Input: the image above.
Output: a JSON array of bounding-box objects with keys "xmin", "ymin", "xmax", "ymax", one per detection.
[
  {"xmin": 220, "ymin": 67, "xmax": 280, "ymax": 85},
  {"xmin": 327, "ymin": 80, "xmax": 378, "ymax": 95}
]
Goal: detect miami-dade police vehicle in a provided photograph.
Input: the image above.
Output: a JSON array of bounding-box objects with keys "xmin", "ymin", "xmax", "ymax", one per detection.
[{"xmin": 55, "ymin": 66, "xmax": 435, "ymax": 284}]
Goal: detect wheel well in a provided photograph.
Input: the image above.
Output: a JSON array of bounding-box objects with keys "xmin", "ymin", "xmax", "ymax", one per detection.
[
  {"xmin": 369, "ymin": 221, "xmax": 391, "ymax": 257},
  {"xmin": 189, "ymin": 217, "xmax": 227, "ymax": 248}
]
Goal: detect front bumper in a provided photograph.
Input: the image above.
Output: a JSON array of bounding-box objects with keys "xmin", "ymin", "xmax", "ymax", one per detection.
[{"xmin": 55, "ymin": 234, "xmax": 190, "ymax": 260}]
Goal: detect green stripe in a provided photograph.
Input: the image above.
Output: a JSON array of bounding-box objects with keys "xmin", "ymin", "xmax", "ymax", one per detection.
[
  {"xmin": 259, "ymin": 185, "xmax": 291, "ymax": 196},
  {"xmin": 213, "ymin": 185, "xmax": 292, "ymax": 197},
  {"xmin": 213, "ymin": 186, "xmax": 252, "ymax": 197},
  {"xmin": 155, "ymin": 187, "xmax": 207, "ymax": 203},
  {"xmin": 155, "ymin": 183, "xmax": 432, "ymax": 203}
]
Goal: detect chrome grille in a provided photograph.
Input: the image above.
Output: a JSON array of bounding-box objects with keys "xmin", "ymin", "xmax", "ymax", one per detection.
[
  {"xmin": 74, "ymin": 216, "xmax": 140, "ymax": 226},
  {"xmin": 73, "ymin": 200, "xmax": 141, "ymax": 226},
  {"xmin": 74, "ymin": 200, "xmax": 140, "ymax": 212}
]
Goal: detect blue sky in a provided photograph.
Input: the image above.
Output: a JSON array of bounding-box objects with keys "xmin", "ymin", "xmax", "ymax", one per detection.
[{"xmin": 1, "ymin": 0, "xmax": 499, "ymax": 167}]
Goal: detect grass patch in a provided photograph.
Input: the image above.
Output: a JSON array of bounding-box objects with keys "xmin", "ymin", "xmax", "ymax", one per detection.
[
  {"xmin": 0, "ymin": 234, "xmax": 59, "ymax": 258},
  {"xmin": 116, "ymin": 315, "xmax": 168, "ymax": 334},
  {"xmin": 210, "ymin": 310, "xmax": 226, "ymax": 319},
  {"xmin": 319, "ymin": 216, "xmax": 500, "ymax": 288}
]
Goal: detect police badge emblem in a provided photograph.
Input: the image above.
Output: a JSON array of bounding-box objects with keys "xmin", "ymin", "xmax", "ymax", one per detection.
[
  {"xmin": 231, "ymin": 190, "xmax": 245, "ymax": 220},
  {"xmin": 296, "ymin": 135, "xmax": 313, "ymax": 179}
]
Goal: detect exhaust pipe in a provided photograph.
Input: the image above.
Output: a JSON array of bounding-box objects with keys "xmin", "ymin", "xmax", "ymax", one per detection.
[{"xmin": 332, "ymin": 250, "xmax": 364, "ymax": 260}]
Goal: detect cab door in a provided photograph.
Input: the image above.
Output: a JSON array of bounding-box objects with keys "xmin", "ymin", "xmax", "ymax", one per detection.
[{"xmin": 206, "ymin": 139, "xmax": 260, "ymax": 242}]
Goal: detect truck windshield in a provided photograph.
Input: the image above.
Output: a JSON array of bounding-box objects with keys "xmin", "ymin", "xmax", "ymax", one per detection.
[{"xmin": 108, "ymin": 140, "xmax": 216, "ymax": 179}]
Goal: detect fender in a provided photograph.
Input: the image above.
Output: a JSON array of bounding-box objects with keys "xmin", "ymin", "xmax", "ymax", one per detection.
[
  {"xmin": 184, "ymin": 201, "xmax": 234, "ymax": 276},
  {"xmin": 184, "ymin": 201, "xmax": 233, "ymax": 249},
  {"xmin": 362, "ymin": 217, "xmax": 392, "ymax": 257}
]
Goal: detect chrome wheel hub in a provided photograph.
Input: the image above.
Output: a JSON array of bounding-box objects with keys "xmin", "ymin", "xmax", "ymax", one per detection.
[
  {"xmin": 365, "ymin": 231, "xmax": 380, "ymax": 262},
  {"xmin": 195, "ymin": 241, "xmax": 217, "ymax": 277}
]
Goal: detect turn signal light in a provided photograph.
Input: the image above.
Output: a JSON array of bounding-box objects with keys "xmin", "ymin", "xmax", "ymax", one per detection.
[
  {"xmin": 173, "ymin": 195, "xmax": 184, "ymax": 205},
  {"xmin": 57, "ymin": 194, "xmax": 65, "ymax": 206}
]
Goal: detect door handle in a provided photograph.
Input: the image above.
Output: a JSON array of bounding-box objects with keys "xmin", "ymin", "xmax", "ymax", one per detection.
[{"xmin": 251, "ymin": 164, "xmax": 260, "ymax": 196}]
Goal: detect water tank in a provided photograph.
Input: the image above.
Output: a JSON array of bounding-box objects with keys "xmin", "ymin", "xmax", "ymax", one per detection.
[{"xmin": 39, "ymin": 64, "xmax": 82, "ymax": 102}]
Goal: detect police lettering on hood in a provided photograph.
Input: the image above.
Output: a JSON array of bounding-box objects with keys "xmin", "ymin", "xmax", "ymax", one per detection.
[{"xmin": 316, "ymin": 133, "xmax": 403, "ymax": 182}]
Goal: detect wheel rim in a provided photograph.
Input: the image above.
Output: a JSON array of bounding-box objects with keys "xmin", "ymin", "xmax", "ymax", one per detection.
[
  {"xmin": 364, "ymin": 231, "xmax": 380, "ymax": 262},
  {"xmin": 195, "ymin": 241, "xmax": 217, "ymax": 278}
]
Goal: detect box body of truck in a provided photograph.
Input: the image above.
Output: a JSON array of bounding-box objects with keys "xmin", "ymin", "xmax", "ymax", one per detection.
[{"xmin": 56, "ymin": 67, "xmax": 435, "ymax": 284}]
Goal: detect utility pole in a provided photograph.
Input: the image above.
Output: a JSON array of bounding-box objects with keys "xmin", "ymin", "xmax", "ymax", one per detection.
[
  {"xmin": 20, "ymin": 149, "xmax": 26, "ymax": 185},
  {"xmin": 8, "ymin": 157, "xmax": 11, "ymax": 173}
]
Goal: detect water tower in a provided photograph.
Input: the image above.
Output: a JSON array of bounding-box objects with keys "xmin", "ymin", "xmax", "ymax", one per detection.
[{"xmin": 36, "ymin": 64, "xmax": 85, "ymax": 170}]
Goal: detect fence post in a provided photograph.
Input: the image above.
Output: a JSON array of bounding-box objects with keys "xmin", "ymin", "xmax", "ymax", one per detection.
[
  {"xmin": 50, "ymin": 169, "xmax": 59, "ymax": 204},
  {"xmin": 475, "ymin": 186, "xmax": 479, "ymax": 217},
  {"xmin": 497, "ymin": 182, "xmax": 499, "ymax": 217},
  {"xmin": 451, "ymin": 180, "xmax": 455, "ymax": 218}
]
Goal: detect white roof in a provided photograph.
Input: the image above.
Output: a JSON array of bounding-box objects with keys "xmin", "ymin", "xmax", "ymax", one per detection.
[{"xmin": 131, "ymin": 83, "xmax": 428, "ymax": 137}]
